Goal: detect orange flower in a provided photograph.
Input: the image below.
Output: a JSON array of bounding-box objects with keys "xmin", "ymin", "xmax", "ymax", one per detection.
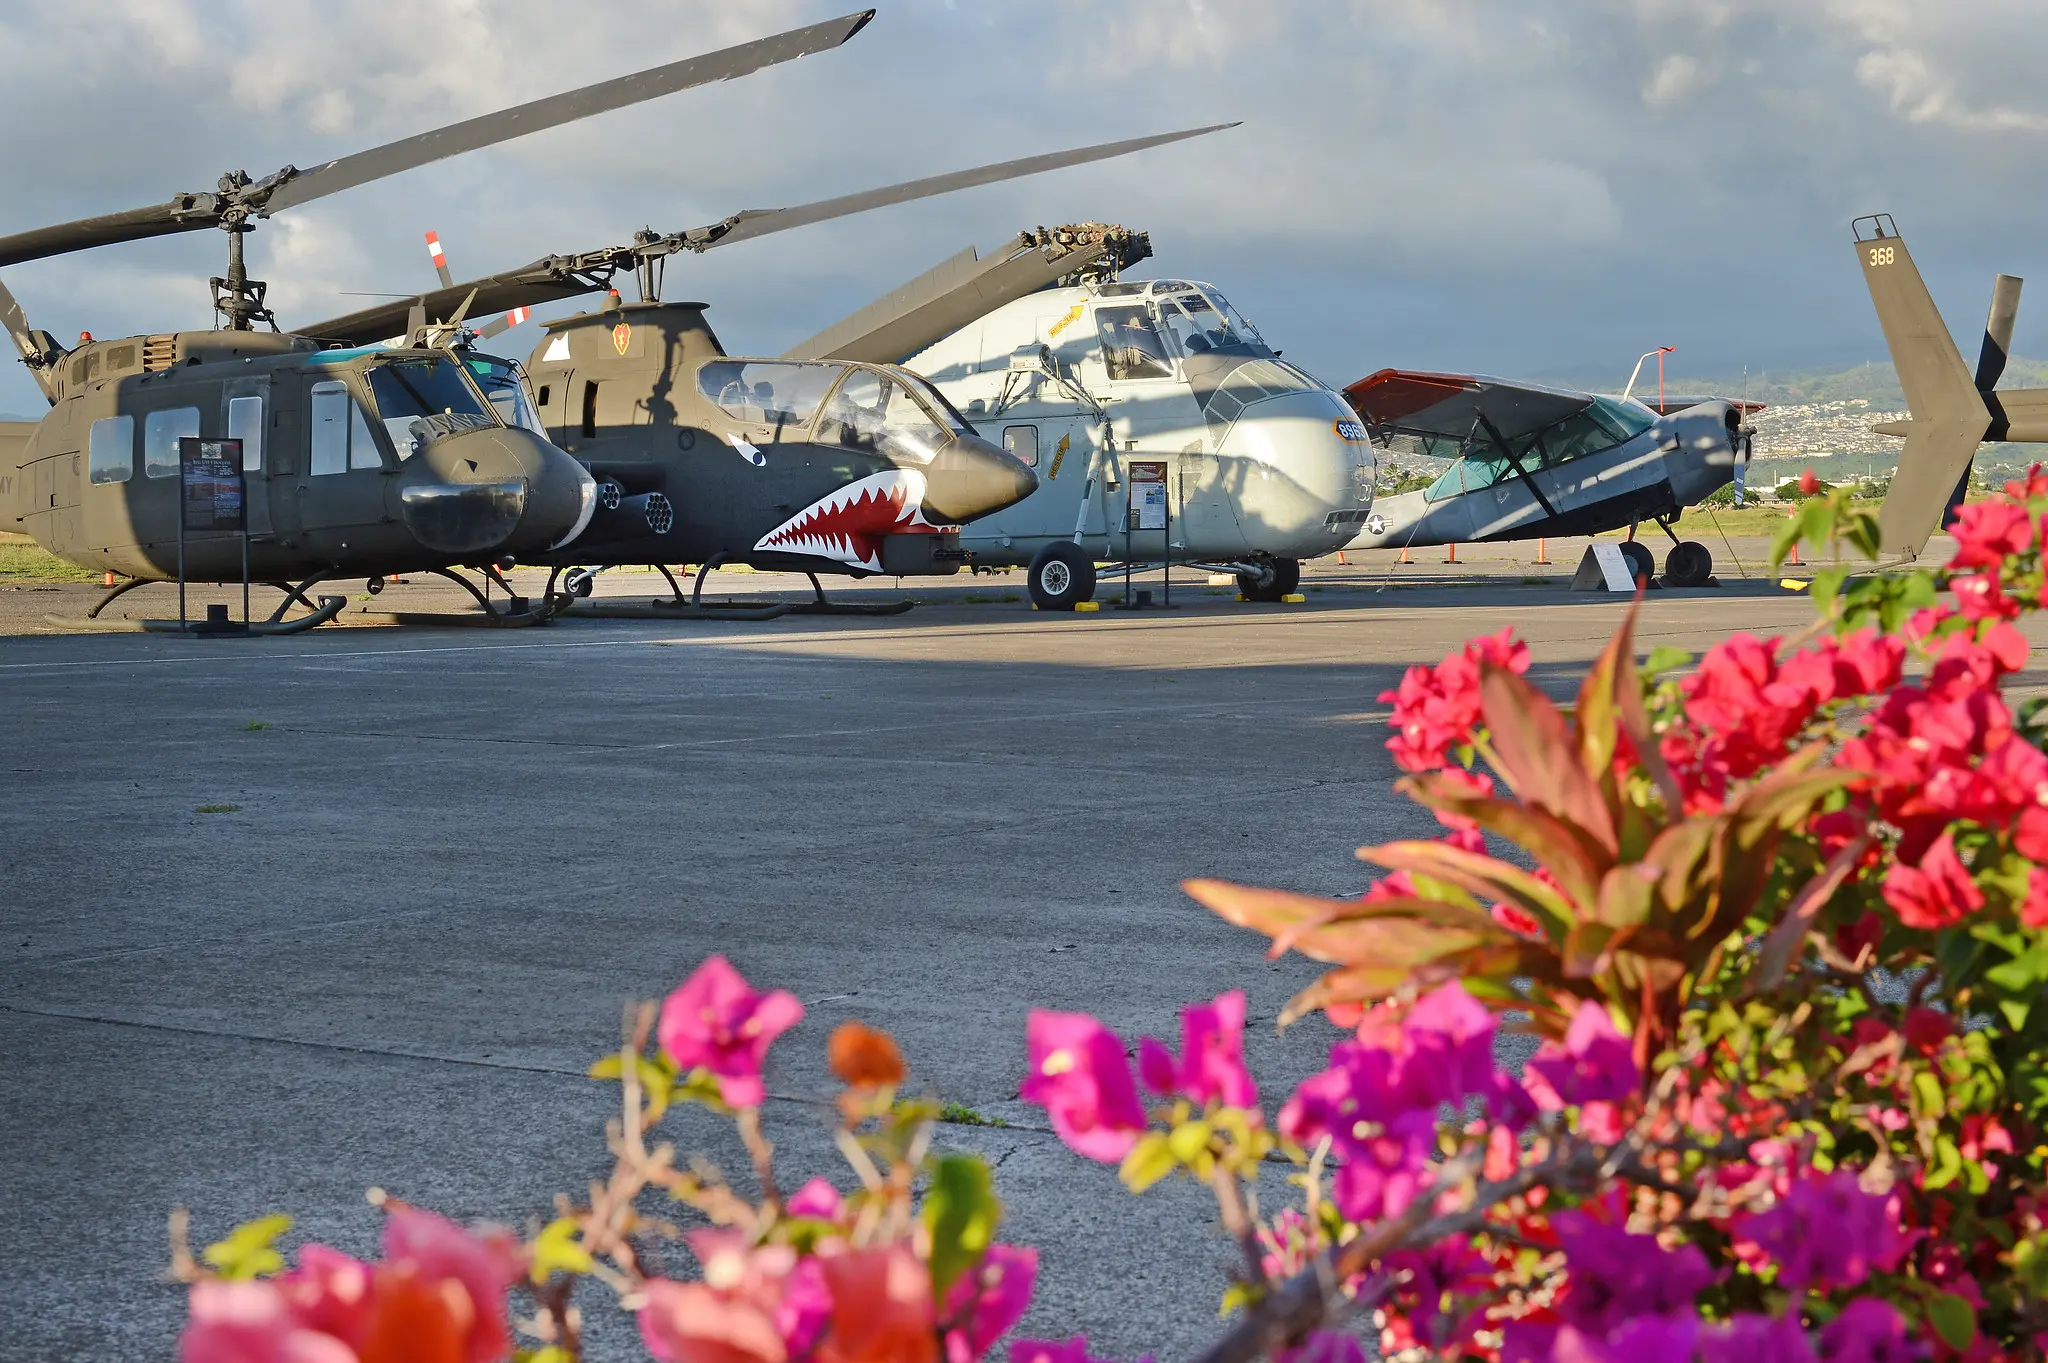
[
  {"xmin": 815, "ymin": 1245, "xmax": 935, "ymax": 1363},
  {"xmin": 828, "ymin": 1022, "xmax": 907, "ymax": 1090}
]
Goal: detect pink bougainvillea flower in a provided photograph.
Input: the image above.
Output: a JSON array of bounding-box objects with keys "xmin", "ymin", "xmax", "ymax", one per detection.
[
  {"xmin": 1699, "ymin": 1314, "xmax": 1815, "ymax": 1363},
  {"xmin": 637, "ymin": 1278, "xmax": 788, "ymax": 1363},
  {"xmin": 1880, "ymin": 831, "xmax": 1985, "ymax": 930},
  {"xmin": 1734, "ymin": 1170, "xmax": 1914, "ymax": 1292},
  {"xmin": 180, "ymin": 1278, "xmax": 358, "ymax": 1363},
  {"xmin": 378, "ymin": 1206, "xmax": 521, "ymax": 1363},
  {"xmin": 1816, "ymin": 1298, "xmax": 1920, "ymax": 1363},
  {"xmin": 785, "ymin": 1177, "xmax": 845, "ymax": 1223},
  {"xmin": 1020, "ymin": 1010, "xmax": 1148, "ymax": 1163},
  {"xmin": 2023, "ymin": 868, "xmax": 2048, "ymax": 929},
  {"xmin": 1379, "ymin": 629, "xmax": 1530, "ymax": 773},
  {"xmin": 1552, "ymin": 1316, "xmax": 1701, "ymax": 1363},
  {"xmin": 275, "ymin": 1244, "xmax": 376, "ymax": 1351},
  {"xmin": 1524, "ymin": 1000, "xmax": 1639, "ymax": 1112},
  {"xmin": 1330, "ymin": 1107, "xmax": 1439, "ymax": 1223},
  {"xmin": 942, "ymin": 1244, "xmax": 1038, "ymax": 1363},
  {"xmin": 1948, "ymin": 497, "xmax": 2036, "ymax": 569},
  {"xmin": 658, "ymin": 955, "xmax": 805, "ymax": 1108},
  {"xmin": 1136, "ymin": 990, "xmax": 1258, "ymax": 1109},
  {"xmin": 1952, "ymin": 570, "xmax": 2022, "ymax": 622},
  {"xmin": 1549, "ymin": 1213, "xmax": 1715, "ymax": 1335},
  {"xmin": 815, "ymin": 1243, "xmax": 937, "ymax": 1363}
]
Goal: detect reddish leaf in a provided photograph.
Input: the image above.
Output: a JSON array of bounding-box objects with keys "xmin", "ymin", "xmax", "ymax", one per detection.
[
  {"xmin": 1399, "ymin": 773, "xmax": 1610, "ymax": 909},
  {"xmin": 1753, "ymin": 830, "xmax": 1874, "ymax": 991},
  {"xmin": 1480, "ymin": 665, "xmax": 1618, "ymax": 852},
  {"xmin": 1359, "ymin": 840, "xmax": 1581, "ymax": 938}
]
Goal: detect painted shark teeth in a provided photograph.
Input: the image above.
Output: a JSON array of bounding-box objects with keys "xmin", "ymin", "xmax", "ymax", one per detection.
[{"xmin": 753, "ymin": 469, "xmax": 936, "ymax": 571}]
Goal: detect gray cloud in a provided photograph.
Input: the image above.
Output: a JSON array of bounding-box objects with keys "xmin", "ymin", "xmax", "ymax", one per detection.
[{"xmin": 5, "ymin": 0, "xmax": 2048, "ymax": 415}]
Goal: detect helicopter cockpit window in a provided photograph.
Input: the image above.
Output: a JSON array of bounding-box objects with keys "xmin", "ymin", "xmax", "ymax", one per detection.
[
  {"xmin": 698, "ymin": 361, "xmax": 846, "ymax": 433},
  {"xmin": 88, "ymin": 415, "xmax": 133, "ymax": 485},
  {"xmin": 816, "ymin": 368, "xmax": 954, "ymax": 464},
  {"xmin": 466, "ymin": 357, "xmax": 544, "ymax": 435},
  {"xmin": 366, "ymin": 356, "xmax": 497, "ymax": 459},
  {"xmin": 143, "ymin": 407, "xmax": 200, "ymax": 479},
  {"xmin": 1095, "ymin": 306, "xmax": 1174, "ymax": 381},
  {"xmin": 1154, "ymin": 292, "xmax": 1262, "ymax": 360},
  {"xmin": 311, "ymin": 381, "xmax": 384, "ymax": 474}
]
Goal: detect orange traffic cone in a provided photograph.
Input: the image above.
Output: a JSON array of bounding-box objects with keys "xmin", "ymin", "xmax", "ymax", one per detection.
[
  {"xmin": 1337, "ymin": 551, "xmax": 1347, "ymax": 565},
  {"xmin": 1446, "ymin": 542, "xmax": 1458, "ymax": 564},
  {"xmin": 103, "ymin": 571, "xmax": 116, "ymax": 586},
  {"xmin": 1400, "ymin": 546, "xmax": 1411, "ymax": 564},
  {"xmin": 1787, "ymin": 509, "xmax": 1800, "ymax": 566},
  {"xmin": 1535, "ymin": 538, "xmax": 1549, "ymax": 564}
]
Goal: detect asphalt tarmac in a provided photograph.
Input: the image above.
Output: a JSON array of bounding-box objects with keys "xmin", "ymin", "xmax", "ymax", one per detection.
[{"xmin": 0, "ymin": 557, "xmax": 2013, "ymax": 1360}]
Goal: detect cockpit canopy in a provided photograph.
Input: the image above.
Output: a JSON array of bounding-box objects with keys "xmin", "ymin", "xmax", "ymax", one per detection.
[
  {"xmin": 364, "ymin": 354, "xmax": 501, "ymax": 459},
  {"xmin": 697, "ymin": 359, "xmax": 973, "ymax": 464},
  {"xmin": 1092, "ymin": 281, "xmax": 1272, "ymax": 382},
  {"xmin": 463, "ymin": 354, "xmax": 545, "ymax": 436},
  {"xmin": 1420, "ymin": 395, "xmax": 1656, "ymax": 502}
]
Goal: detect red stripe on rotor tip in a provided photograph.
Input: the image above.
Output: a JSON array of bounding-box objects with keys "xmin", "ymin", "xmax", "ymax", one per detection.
[
  {"xmin": 425, "ymin": 233, "xmax": 445, "ymax": 261},
  {"xmin": 507, "ymin": 307, "xmax": 529, "ymax": 325}
]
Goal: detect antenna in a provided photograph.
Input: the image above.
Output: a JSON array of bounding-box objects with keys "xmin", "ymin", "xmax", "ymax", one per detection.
[{"xmin": 1622, "ymin": 346, "xmax": 1676, "ymax": 403}]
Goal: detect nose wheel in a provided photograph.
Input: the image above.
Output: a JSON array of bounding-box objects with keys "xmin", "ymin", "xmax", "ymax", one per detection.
[
  {"xmin": 1028, "ymin": 542, "xmax": 1097, "ymax": 611},
  {"xmin": 1235, "ymin": 557, "xmax": 1301, "ymax": 602}
]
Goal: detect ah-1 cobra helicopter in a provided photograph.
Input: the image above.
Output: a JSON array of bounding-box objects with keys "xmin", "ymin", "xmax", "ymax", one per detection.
[
  {"xmin": 295, "ymin": 128, "xmax": 1233, "ymax": 615},
  {"xmin": 0, "ymin": 12, "xmax": 887, "ymax": 630}
]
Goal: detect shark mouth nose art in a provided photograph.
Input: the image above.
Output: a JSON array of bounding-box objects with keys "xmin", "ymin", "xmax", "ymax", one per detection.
[{"xmin": 752, "ymin": 468, "xmax": 938, "ymax": 571}]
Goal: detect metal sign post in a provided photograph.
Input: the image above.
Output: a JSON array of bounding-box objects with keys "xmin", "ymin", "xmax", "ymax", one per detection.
[{"xmin": 177, "ymin": 437, "xmax": 247, "ymax": 634}]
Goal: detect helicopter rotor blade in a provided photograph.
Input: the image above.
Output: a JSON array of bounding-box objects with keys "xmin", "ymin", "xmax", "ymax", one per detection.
[
  {"xmin": 298, "ymin": 121, "xmax": 1238, "ymax": 348},
  {"xmin": 475, "ymin": 307, "xmax": 532, "ymax": 341},
  {"xmin": 0, "ymin": 272, "xmax": 60, "ymax": 403},
  {"xmin": 261, "ymin": 11, "xmax": 874, "ymax": 214},
  {"xmin": 425, "ymin": 231, "xmax": 456, "ymax": 290},
  {"xmin": 671, "ymin": 122, "xmax": 1239, "ymax": 254},
  {"xmin": 0, "ymin": 10, "xmax": 876, "ymax": 271}
]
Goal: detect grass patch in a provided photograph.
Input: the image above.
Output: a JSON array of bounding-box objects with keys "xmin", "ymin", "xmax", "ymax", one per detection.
[
  {"xmin": 195, "ymin": 804, "xmax": 241, "ymax": 814},
  {"xmin": 0, "ymin": 533, "xmax": 98, "ymax": 582},
  {"xmin": 243, "ymin": 721, "xmax": 268, "ymax": 731},
  {"xmin": 938, "ymin": 1102, "xmax": 1007, "ymax": 1128}
]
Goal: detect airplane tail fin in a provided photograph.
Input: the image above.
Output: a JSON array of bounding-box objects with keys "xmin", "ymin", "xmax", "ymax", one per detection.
[{"xmin": 1854, "ymin": 216, "xmax": 1991, "ymax": 556}]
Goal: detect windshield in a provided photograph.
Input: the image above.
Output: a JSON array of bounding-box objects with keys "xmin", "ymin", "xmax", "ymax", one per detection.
[
  {"xmin": 817, "ymin": 367, "xmax": 954, "ymax": 464},
  {"xmin": 699, "ymin": 360, "xmax": 847, "ymax": 434},
  {"xmin": 883, "ymin": 367, "xmax": 977, "ymax": 435},
  {"xmin": 1153, "ymin": 290, "xmax": 1267, "ymax": 359},
  {"xmin": 367, "ymin": 356, "xmax": 497, "ymax": 458},
  {"xmin": 1095, "ymin": 305, "xmax": 1174, "ymax": 381},
  {"xmin": 466, "ymin": 356, "xmax": 543, "ymax": 435}
]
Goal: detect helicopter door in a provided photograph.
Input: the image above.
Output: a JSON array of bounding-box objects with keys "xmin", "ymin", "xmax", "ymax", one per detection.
[
  {"xmin": 297, "ymin": 379, "xmax": 391, "ymax": 536},
  {"xmin": 221, "ymin": 377, "xmax": 272, "ymax": 539}
]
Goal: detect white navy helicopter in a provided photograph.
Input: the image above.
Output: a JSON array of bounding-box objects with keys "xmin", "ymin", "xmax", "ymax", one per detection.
[{"xmin": 785, "ymin": 231, "xmax": 1377, "ymax": 608}]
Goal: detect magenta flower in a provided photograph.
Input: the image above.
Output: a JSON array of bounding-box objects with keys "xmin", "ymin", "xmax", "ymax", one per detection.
[
  {"xmin": 1020, "ymin": 1010, "xmax": 1149, "ymax": 1162},
  {"xmin": 1817, "ymin": 1299, "xmax": 1922, "ymax": 1363},
  {"xmin": 1552, "ymin": 1316, "xmax": 1700, "ymax": 1363},
  {"xmin": 1525, "ymin": 1000, "xmax": 1640, "ymax": 1112},
  {"xmin": 1552, "ymin": 1212, "xmax": 1715, "ymax": 1335},
  {"xmin": 786, "ymin": 1176, "xmax": 845, "ymax": 1222},
  {"xmin": 657, "ymin": 955, "xmax": 804, "ymax": 1108},
  {"xmin": 1700, "ymin": 1314, "xmax": 1815, "ymax": 1363},
  {"xmin": 1330, "ymin": 1108, "xmax": 1439, "ymax": 1222},
  {"xmin": 1734, "ymin": 1170, "xmax": 1915, "ymax": 1291},
  {"xmin": 1011, "ymin": 1340, "xmax": 1151, "ymax": 1363},
  {"xmin": 944, "ymin": 1244, "xmax": 1038, "ymax": 1363},
  {"xmin": 1136, "ymin": 989, "xmax": 1258, "ymax": 1108}
]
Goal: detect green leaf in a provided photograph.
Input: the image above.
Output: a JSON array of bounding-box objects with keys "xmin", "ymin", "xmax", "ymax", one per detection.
[
  {"xmin": 923, "ymin": 1153, "xmax": 1001, "ymax": 1296},
  {"xmin": 1118, "ymin": 1131, "xmax": 1178, "ymax": 1194},
  {"xmin": 1928, "ymin": 1292, "xmax": 1976, "ymax": 1350},
  {"xmin": 202, "ymin": 1214, "xmax": 293, "ymax": 1280},
  {"xmin": 1912, "ymin": 1071, "xmax": 1947, "ymax": 1121},
  {"xmin": 529, "ymin": 1216, "xmax": 593, "ymax": 1285},
  {"xmin": 1167, "ymin": 1119, "xmax": 1213, "ymax": 1164},
  {"xmin": 1641, "ymin": 646, "xmax": 1691, "ymax": 678}
]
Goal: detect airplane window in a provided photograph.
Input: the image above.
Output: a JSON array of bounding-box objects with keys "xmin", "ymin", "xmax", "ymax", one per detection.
[
  {"xmin": 1589, "ymin": 396, "xmax": 1656, "ymax": 443},
  {"xmin": 143, "ymin": 406, "xmax": 200, "ymax": 479},
  {"xmin": 1003, "ymin": 425, "xmax": 1038, "ymax": 467},
  {"xmin": 88, "ymin": 415, "xmax": 133, "ymax": 485},
  {"xmin": 1535, "ymin": 398, "xmax": 1654, "ymax": 468},
  {"xmin": 879, "ymin": 384, "xmax": 950, "ymax": 464},
  {"xmin": 466, "ymin": 357, "xmax": 545, "ymax": 435},
  {"xmin": 699, "ymin": 361, "xmax": 846, "ymax": 431},
  {"xmin": 227, "ymin": 396, "xmax": 264, "ymax": 473},
  {"xmin": 311, "ymin": 382, "xmax": 350, "ymax": 475},
  {"xmin": 1424, "ymin": 454, "xmax": 1515, "ymax": 503},
  {"xmin": 350, "ymin": 399, "xmax": 383, "ymax": 470},
  {"xmin": 1095, "ymin": 306, "xmax": 1173, "ymax": 381}
]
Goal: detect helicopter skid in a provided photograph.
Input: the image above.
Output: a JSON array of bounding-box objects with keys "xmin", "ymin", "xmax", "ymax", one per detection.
[
  {"xmin": 357, "ymin": 605, "xmax": 558, "ymax": 629},
  {"xmin": 46, "ymin": 595, "xmax": 348, "ymax": 636}
]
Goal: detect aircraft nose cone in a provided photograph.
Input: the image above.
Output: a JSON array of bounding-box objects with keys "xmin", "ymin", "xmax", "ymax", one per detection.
[
  {"xmin": 919, "ymin": 436, "xmax": 1038, "ymax": 524},
  {"xmin": 404, "ymin": 427, "xmax": 596, "ymax": 556}
]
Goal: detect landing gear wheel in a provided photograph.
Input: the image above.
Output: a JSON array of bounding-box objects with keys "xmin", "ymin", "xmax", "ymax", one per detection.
[
  {"xmin": 1664, "ymin": 540, "xmax": 1712, "ymax": 588},
  {"xmin": 1235, "ymin": 557, "xmax": 1301, "ymax": 603},
  {"xmin": 1619, "ymin": 541, "xmax": 1656, "ymax": 587},
  {"xmin": 1028, "ymin": 542, "xmax": 1096, "ymax": 611},
  {"xmin": 568, "ymin": 572, "xmax": 595, "ymax": 599}
]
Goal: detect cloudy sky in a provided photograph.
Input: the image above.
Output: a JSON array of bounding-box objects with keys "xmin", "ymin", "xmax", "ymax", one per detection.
[{"xmin": 4, "ymin": 0, "xmax": 2048, "ymax": 414}]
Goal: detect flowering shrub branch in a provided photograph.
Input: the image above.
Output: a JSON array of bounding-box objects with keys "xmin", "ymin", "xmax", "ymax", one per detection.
[{"xmin": 176, "ymin": 467, "xmax": 2048, "ymax": 1363}]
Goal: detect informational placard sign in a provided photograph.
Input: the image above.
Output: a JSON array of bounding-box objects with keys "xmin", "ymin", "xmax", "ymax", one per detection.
[
  {"xmin": 1570, "ymin": 542, "xmax": 1641, "ymax": 593},
  {"xmin": 179, "ymin": 438, "xmax": 245, "ymax": 532},
  {"xmin": 1128, "ymin": 460, "xmax": 1168, "ymax": 531}
]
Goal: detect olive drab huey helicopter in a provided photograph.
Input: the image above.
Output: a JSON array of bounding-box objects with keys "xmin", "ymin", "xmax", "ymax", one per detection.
[
  {"xmin": 296, "ymin": 126, "xmax": 1236, "ymax": 615},
  {"xmin": 0, "ymin": 13, "xmax": 888, "ymax": 630}
]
